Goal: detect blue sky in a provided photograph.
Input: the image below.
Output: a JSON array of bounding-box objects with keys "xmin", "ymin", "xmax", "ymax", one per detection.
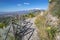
[{"xmin": 0, "ymin": 0, "xmax": 48, "ymax": 12}]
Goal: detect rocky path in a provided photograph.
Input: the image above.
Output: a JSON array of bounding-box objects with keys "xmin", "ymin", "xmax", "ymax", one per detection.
[{"xmin": 24, "ymin": 17, "xmax": 40, "ymax": 40}]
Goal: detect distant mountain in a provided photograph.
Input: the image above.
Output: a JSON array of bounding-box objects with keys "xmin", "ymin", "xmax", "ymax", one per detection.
[{"xmin": 0, "ymin": 9, "xmax": 45, "ymax": 17}]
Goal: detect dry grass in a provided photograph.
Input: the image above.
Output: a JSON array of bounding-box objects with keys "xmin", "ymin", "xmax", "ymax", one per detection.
[{"xmin": 35, "ymin": 15, "xmax": 49, "ymax": 40}]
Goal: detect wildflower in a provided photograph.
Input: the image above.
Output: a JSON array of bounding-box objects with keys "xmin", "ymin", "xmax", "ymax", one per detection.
[{"xmin": 47, "ymin": 27, "xmax": 51, "ymax": 30}]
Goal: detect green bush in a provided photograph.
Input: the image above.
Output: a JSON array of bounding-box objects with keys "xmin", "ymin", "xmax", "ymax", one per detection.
[
  {"xmin": 28, "ymin": 13, "xmax": 35, "ymax": 18},
  {"xmin": 0, "ymin": 23, "xmax": 5, "ymax": 28}
]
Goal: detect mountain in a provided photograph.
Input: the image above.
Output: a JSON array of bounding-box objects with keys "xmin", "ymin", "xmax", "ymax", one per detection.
[{"xmin": 0, "ymin": 9, "xmax": 45, "ymax": 17}]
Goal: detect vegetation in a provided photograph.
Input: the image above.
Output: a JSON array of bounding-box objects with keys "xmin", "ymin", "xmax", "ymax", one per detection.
[
  {"xmin": 46, "ymin": 26, "xmax": 58, "ymax": 40},
  {"xmin": 28, "ymin": 13, "xmax": 35, "ymax": 18},
  {"xmin": 22, "ymin": 13, "xmax": 35, "ymax": 19},
  {"xmin": 35, "ymin": 14, "xmax": 60, "ymax": 40},
  {"xmin": 0, "ymin": 17, "xmax": 11, "ymax": 28},
  {"xmin": 0, "ymin": 23, "xmax": 5, "ymax": 28},
  {"xmin": 35, "ymin": 15, "xmax": 48, "ymax": 40}
]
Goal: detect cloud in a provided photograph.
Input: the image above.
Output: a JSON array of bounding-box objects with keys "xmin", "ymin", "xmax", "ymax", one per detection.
[
  {"xmin": 29, "ymin": 8, "xmax": 41, "ymax": 10},
  {"xmin": 24, "ymin": 2, "xmax": 30, "ymax": 5},
  {"xmin": 17, "ymin": 4, "xmax": 21, "ymax": 6},
  {"xmin": 35, "ymin": 8, "xmax": 40, "ymax": 9}
]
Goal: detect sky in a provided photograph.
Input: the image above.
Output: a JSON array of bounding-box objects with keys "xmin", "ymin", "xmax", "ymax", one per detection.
[{"xmin": 0, "ymin": 0, "xmax": 48, "ymax": 12}]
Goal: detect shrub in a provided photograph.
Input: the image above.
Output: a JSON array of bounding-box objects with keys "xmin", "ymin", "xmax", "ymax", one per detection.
[
  {"xmin": 28, "ymin": 13, "xmax": 35, "ymax": 18},
  {"xmin": 0, "ymin": 23, "xmax": 5, "ymax": 28}
]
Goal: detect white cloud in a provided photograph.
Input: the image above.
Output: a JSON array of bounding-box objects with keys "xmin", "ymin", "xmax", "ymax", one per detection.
[
  {"xmin": 24, "ymin": 2, "xmax": 30, "ymax": 5},
  {"xmin": 28, "ymin": 8, "xmax": 41, "ymax": 10},
  {"xmin": 35, "ymin": 8, "xmax": 41, "ymax": 9},
  {"xmin": 17, "ymin": 4, "xmax": 21, "ymax": 6}
]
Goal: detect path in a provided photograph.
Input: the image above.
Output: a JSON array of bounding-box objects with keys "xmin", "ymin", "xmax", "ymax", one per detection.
[{"xmin": 23, "ymin": 17, "xmax": 40, "ymax": 40}]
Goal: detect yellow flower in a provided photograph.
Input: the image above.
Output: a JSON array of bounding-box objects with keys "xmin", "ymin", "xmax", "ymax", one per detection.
[{"xmin": 47, "ymin": 27, "xmax": 51, "ymax": 30}]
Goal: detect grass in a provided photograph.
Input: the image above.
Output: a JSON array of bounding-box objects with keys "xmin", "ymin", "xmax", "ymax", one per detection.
[
  {"xmin": 35, "ymin": 15, "xmax": 49, "ymax": 40},
  {"xmin": 35, "ymin": 15, "xmax": 59, "ymax": 40},
  {"xmin": 46, "ymin": 26, "xmax": 58, "ymax": 40}
]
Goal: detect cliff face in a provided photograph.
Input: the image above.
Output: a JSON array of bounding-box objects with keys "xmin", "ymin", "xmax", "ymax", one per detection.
[{"xmin": 49, "ymin": 0, "xmax": 60, "ymax": 18}]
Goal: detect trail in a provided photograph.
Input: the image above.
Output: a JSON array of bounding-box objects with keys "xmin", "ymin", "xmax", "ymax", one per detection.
[{"xmin": 23, "ymin": 17, "xmax": 40, "ymax": 40}]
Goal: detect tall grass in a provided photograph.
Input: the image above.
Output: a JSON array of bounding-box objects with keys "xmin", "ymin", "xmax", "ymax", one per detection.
[
  {"xmin": 35, "ymin": 15, "xmax": 59, "ymax": 40},
  {"xmin": 35, "ymin": 15, "xmax": 49, "ymax": 40}
]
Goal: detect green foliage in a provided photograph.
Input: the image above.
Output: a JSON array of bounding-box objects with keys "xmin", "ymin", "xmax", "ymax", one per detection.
[
  {"xmin": 28, "ymin": 13, "xmax": 35, "ymax": 18},
  {"xmin": 46, "ymin": 23, "xmax": 60, "ymax": 40},
  {"xmin": 47, "ymin": 27, "xmax": 56, "ymax": 40},
  {"xmin": 0, "ymin": 17, "xmax": 11, "ymax": 28},
  {"xmin": 0, "ymin": 23, "xmax": 5, "ymax": 28},
  {"xmin": 22, "ymin": 13, "xmax": 35, "ymax": 19}
]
